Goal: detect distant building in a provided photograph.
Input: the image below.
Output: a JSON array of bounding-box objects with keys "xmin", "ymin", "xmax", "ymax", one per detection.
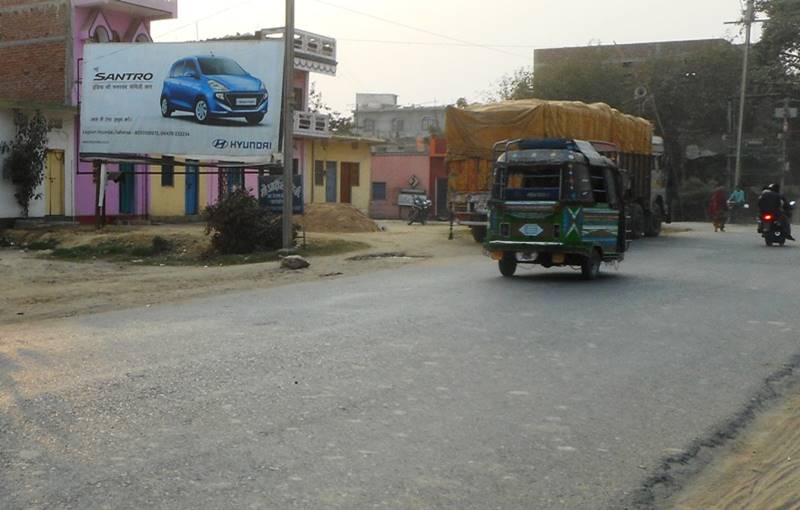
[
  {"xmin": 534, "ymin": 38, "xmax": 733, "ymax": 75},
  {"xmin": 354, "ymin": 93, "xmax": 445, "ymax": 141}
]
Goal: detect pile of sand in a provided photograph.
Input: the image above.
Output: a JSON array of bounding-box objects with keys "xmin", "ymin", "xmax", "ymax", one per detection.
[{"xmin": 296, "ymin": 203, "xmax": 380, "ymax": 233}]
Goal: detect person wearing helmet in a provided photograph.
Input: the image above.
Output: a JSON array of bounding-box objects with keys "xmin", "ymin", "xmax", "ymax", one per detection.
[{"xmin": 758, "ymin": 183, "xmax": 795, "ymax": 240}]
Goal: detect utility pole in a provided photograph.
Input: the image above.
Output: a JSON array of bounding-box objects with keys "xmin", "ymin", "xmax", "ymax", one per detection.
[
  {"xmin": 281, "ymin": 0, "xmax": 295, "ymax": 251},
  {"xmin": 733, "ymin": 0, "xmax": 754, "ymax": 188},
  {"xmin": 781, "ymin": 97, "xmax": 791, "ymax": 188}
]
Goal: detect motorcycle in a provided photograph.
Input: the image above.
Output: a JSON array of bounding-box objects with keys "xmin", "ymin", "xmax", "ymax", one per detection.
[
  {"xmin": 758, "ymin": 200, "xmax": 796, "ymax": 246},
  {"xmin": 408, "ymin": 195, "xmax": 432, "ymax": 225}
]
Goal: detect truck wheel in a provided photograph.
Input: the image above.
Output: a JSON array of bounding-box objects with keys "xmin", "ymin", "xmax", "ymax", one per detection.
[
  {"xmin": 627, "ymin": 204, "xmax": 645, "ymax": 239},
  {"xmin": 581, "ymin": 250, "xmax": 602, "ymax": 280},
  {"xmin": 498, "ymin": 254, "xmax": 517, "ymax": 277},
  {"xmin": 645, "ymin": 210, "xmax": 662, "ymax": 237},
  {"xmin": 471, "ymin": 226, "xmax": 487, "ymax": 243}
]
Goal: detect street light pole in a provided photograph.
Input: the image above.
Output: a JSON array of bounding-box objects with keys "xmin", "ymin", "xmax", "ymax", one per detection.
[
  {"xmin": 281, "ymin": 0, "xmax": 295, "ymax": 250},
  {"xmin": 733, "ymin": 0, "xmax": 754, "ymax": 187}
]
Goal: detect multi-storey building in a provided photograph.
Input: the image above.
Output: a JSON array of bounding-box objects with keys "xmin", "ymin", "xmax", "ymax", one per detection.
[
  {"xmin": 533, "ymin": 39, "xmax": 733, "ymax": 76},
  {"xmin": 354, "ymin": 93, "xmax": 445, "ymax": 141},
  {"xmin": 0, "ymin": 0, "xmax": 177, "ymax": 221},
  {"xmin": 352, "ymin": 94, "xmax": 447, "ymax": 219}
]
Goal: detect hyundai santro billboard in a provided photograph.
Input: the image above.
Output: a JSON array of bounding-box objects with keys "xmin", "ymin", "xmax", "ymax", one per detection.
[{"xmin": 80, "ymin": 41, "xmax": 283, "ymax": 158}]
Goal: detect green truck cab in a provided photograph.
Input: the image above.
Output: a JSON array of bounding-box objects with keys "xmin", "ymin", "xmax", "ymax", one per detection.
[{"xmin": 486, "ymin": 139, "xmax": 627, "ymax": 280}]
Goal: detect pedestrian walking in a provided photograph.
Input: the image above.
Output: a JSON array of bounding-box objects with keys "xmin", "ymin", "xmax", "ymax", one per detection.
[{"xmin": 709, "ymin": 186, "xmax": 729, "ymax": 232}]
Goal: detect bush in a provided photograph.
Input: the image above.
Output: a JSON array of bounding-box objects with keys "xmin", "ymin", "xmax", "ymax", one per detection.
[
  {"xmin": 0, "ymin": 111, "xmax": 49, "ymax": 216},
  {"xmin": 202, "ymin": 189, "xmax": 296, "ymax": 254},
  {"xmin": 677, "ymin": 177, "xmax": 717, "ymax": 221}
]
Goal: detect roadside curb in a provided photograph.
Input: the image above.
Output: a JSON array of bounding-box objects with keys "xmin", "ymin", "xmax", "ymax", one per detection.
[{"xmin": 623, "ymin": 352, "xmax": 800, "ymax": 509}]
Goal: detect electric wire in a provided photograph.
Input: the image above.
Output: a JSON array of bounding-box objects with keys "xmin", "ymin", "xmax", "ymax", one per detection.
[{"xmin": 304, "ymin": 0, "xmax": 532, "ymax": 61}]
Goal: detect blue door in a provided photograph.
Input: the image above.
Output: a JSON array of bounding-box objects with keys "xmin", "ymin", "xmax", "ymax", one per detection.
[
  {"xmin": 325, "ymin": 161, "xmax": 337, "ymax": 203},
  {"xmin": 185, "ymin": 164, "xmax": 199, "ymax": 215},
  {"xmin": 119, "ymin": 163, "xmax": 135, "ymax": 215}
]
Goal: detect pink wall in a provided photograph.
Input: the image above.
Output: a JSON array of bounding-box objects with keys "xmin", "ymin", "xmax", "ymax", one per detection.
[
  {"xmin": 72, "ymin": 8, "xmax": 152, "ymax": 105},
  {"xmin": 72, "ymin": 6, "xmax": 157, "ymax": 219},
  {"xmin": 370, "ymin": 154, "xmax": 430, "ymax": 219}
]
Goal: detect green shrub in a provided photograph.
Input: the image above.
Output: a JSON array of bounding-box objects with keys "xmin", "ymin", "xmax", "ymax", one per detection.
[
  {"xmin": 151, "ymin": 235, "xmax": 172, "ymax": 254},
  {"xmin": 0, "ymin": 111, "xmax": 49, "ymax": 216},
  {"xmin": 202, "ymin": 189, "xmax": 296, "ymax": 254},
  {"xmin": 677, "ymin": 177, "xmax": 718, "ymax": 221},
  {"xmin": 26, "ymin": 239, "xmax": 59, "ymax": 250}
]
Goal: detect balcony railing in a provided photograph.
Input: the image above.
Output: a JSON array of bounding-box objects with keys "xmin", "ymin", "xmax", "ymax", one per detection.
[
  {"xmin": 73, "ymin": 0, "xmax": 177, "ymax": 19},
  {"xmin": 258, "ymin": 28, "xmax": 337, "ymax": 76},
  {"xmin": 294, "ymin": 111, "xmax": 330, "ymax": 138}
]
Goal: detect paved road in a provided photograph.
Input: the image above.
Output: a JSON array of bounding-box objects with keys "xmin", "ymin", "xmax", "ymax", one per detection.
[{"xmin": 2, "ymin": 225, "xmax": 800, "ymax": 509}]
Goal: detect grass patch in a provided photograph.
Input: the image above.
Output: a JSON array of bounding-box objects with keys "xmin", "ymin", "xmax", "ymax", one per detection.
[
  {"xmin": 47, "ymin": 237, "xmax": 368, "ymax": 266},
  {"xmin": 0, "ymin": 235, "xmax": 13, "ymax": 248},
  {"xmin": 52, "ymin": 242, "xmax": 129, "ymax": 259},
  {"xmin": 299, "ymin": 239, "xmax": 369, "ymax": 257},
  {"xmin": 26, "ymin": 239, "xmax": 60, "ymax": 250}
]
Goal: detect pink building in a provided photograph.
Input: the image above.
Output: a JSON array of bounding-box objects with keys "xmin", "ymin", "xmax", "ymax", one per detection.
[
  {"xmin": 0, "ymin": 0, "xmax": 177, "ymax": 221},
  {"xmin": 369, "ymin": 137, "xmax": 449, "ymax": 220},
  {"xmin": 73, "ymin": 1, "xmax": 177, "ymax": 220}
]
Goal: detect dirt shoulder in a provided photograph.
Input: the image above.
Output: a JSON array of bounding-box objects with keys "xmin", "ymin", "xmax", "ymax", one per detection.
[
  {"xmin": 669, "ymin": 389, "xmax": 800, "ymax": 509},
  {"xmin": 0, "ymin": 221, "xmax": 479, "ymax": 326}
]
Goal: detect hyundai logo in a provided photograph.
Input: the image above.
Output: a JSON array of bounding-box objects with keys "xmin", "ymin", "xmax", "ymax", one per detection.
[{"xmin": 213, "ymin": 139, "xmax": 229, "ymax": 149}]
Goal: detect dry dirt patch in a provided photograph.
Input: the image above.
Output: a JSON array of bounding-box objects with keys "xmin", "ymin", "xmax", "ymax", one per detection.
[
  {"xmin": 670, "ymin": 391, "xmax": 800, "ymax": 509},
  {"xmin": 0, "ymin": 221, "xmax": 478, "ymax": 326}
]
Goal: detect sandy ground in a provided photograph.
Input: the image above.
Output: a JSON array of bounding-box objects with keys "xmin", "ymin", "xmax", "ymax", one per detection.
[
  {"xmin": 0, "ymin": 221, "xmax": 478, "ymax": 326},
  {"xmin": 670, "ymin": 390, "xmax": 800, "ymax": 510}
]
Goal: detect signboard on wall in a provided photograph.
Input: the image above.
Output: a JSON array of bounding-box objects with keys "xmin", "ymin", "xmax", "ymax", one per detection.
[
  {"xmin": 259, "ymin": 175, "xmax": 303, "ymax": 214},
  {"xmin": 80, "ymin": 41, "xmax": 284, "ymax": 158}
]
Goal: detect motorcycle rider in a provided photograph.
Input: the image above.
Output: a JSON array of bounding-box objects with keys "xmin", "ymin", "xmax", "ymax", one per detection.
[{"xmin": 758, "ymin": 183, "xmax": 795, "ymax": 241}]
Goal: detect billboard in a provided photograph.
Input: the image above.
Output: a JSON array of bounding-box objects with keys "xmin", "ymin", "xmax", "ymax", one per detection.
[
  {"xmin": 80, "ymin": 41, "xmax": 284, "ymax": 158},
  {"xmin": 259, "ymin": 175, "xmax": 303, "ymax": 214}
]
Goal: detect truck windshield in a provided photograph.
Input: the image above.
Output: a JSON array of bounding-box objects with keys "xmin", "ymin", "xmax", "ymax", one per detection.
[
  {"xmin": 496, "ymin": 163, "xmax": 594, "ymax": 203},
  {"xmin": 500, "ymin": 165, "xmax": 562, "ymax": 201}
]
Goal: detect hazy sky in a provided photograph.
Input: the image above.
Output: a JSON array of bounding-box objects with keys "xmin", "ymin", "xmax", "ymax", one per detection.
[{"xmin": 151, "ymin": 0, "xmax": 761, "ymax": 114}]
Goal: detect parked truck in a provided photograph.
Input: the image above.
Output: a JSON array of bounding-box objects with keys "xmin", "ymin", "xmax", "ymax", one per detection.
[{"xmin": 446, "ymin": 99, "xmax": 669, "ymax": 242}]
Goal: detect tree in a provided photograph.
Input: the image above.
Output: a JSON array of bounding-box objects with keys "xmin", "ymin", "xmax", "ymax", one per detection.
[
  {"xmin": 755, "ymin": 0, "xmax": 800, "ymax": 88},
  {"xmin": 308, "ymin": 82, "xmax": 354, "ymax": 134},
  {"xmin": 494, "ymin": 67, "xmax": 535, "ymax": 101},
  {"xmin": 0, "ymin": 110, "xmax": 49, "ymax": 216}
]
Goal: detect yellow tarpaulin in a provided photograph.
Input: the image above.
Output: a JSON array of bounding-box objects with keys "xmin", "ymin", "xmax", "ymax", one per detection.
[{"xmin": 445, "ymin": 99, "xmax": 653, "ymax": 161}]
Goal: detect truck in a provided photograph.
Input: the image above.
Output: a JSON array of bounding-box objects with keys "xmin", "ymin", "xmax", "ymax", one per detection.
[{"xmin": 446, "ymin": 99, "xmax": 669, "ymax": 242}]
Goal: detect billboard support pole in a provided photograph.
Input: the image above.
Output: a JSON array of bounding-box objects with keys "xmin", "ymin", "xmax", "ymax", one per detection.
[
  {"xmin": 281, "ymin": 0, "xmax": 295, "ymax": 251},
  {"xmin": 93, "ymin": 160, "xmax": 101, "ymax": 228}
]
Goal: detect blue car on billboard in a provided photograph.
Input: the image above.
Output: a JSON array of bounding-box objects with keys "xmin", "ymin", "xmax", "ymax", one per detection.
[{"xmin": 161, "ymin": 55, "xmax": 268, "ymax": 125}]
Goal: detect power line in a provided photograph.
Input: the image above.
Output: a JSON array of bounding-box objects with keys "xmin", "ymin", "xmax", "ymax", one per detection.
[
  {"xmin": 336, "ymin": 38, "xmax": 540, "ymax": 49},
  {"xmin": 304, "ymin": 0, "xmax": 531, "ymax": 61}
]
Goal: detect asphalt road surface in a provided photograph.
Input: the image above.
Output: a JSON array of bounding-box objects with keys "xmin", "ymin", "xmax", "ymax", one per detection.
[{"xmin": 3, "ymin": 225, "xmax": 800, "ymax": 509}]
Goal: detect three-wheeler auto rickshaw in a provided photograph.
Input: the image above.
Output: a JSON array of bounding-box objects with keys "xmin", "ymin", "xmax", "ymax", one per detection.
[{"xmin": 485, "ymin": 138, "xmax": 627, "ymax": 280}]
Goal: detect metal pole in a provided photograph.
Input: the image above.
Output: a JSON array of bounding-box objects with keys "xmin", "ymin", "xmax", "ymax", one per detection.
[
  {"xmin": 781, "ymin": 97, "xmax": 790, "ymax": 188},
  {"xmin": 281, "ymin": 0, "xmax": 295, "ymax": 250},
  {"xmin": 734, "ymin": 0, "xmax": 754, "ymax": 188}
]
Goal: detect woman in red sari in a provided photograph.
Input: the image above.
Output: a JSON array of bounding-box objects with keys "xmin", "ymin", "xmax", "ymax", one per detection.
[{"xmin": 708, "ymin": 186, "xmax": 729, "ymax": 232}]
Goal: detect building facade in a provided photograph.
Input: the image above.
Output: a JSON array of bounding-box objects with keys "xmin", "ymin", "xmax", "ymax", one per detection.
[
  {"xmin": 533, "ymin": 39, "xmax": 733, "ymax": 75},
  {"xmin": 369, "ymin": 137, "xmax": 448, "ymax": 220},
  {"xmin": 0, "ymin": 0, "xmax": 177, "ymax": 221},
  {"xmin": 354, "ymin": 93, "xmax": 445, "ymax": 141}
]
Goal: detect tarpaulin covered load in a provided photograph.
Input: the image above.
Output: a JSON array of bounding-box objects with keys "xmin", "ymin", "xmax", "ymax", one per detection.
[{"xmin": 445, "ymin": 99, "xmax": 653, "ymax": 162}]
